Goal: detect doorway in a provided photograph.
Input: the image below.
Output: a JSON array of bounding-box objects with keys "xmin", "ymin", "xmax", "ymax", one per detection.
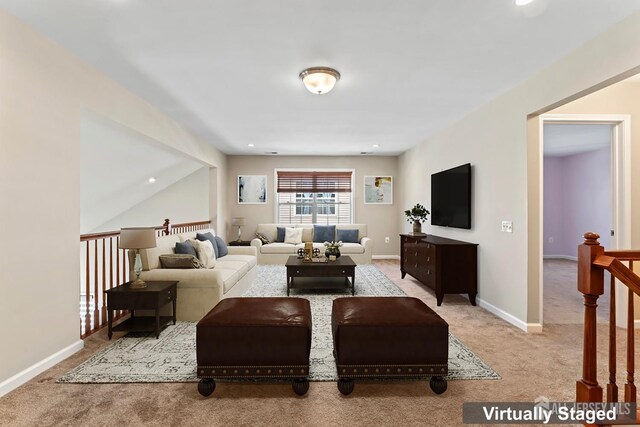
[{"xmin": 539, "ymin": 114, "xmax": 631, "ymax": 328}]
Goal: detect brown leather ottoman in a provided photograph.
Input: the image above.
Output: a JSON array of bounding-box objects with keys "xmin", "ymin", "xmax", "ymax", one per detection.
[
  {"xmin": 196, "ymin": 297, "xmax": 312, "ymax": 396},
  {"xmin": 331, "ymin": 296, "xmax": 448, "ymax": 395}
]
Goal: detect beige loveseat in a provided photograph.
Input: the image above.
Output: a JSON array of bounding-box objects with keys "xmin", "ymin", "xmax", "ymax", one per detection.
[
  {"xmin": 135, "ymin": 228, "xmax": 257, "ymax": 321},
  {"xmin": 250, "ymin": 224, "xmax": 372, "ymax": 264}
]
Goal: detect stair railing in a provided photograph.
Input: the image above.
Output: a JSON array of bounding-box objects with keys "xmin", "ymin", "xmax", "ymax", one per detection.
[{"xmin": 577, "ymin": 232, "xmax": 640, "ymax": 408}]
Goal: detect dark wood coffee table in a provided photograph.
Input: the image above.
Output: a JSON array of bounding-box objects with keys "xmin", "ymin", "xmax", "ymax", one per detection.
[
  {"xmin": 285, "ymin": 256, "xmax": 356, "ymax": 296},
  {"xmin": 105, "ymin": 280, "xmax": 178, "ymax": 339}
]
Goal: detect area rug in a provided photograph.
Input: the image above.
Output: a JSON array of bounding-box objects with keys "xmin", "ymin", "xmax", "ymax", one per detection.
[{"xmin": 59, "ymin": 265, "xmax": 500, "ymax": 383}]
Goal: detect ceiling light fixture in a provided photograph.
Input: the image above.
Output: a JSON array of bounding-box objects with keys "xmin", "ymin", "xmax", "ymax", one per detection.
[
  {"xmin": 148, "ymin": 177, "xmax": 156, "ymax": 183},
  {"xmin": 299, "ymin": 67, "xmax": 341, "ymax": 95},
  {"xmin": 514, "ymin": 0, "xmax": 534, "ymax": 5},
  {"xmin": 248, "ymin": 144, "xmax": 255, "ymax": 147},
  {"xmin": 373, "ymin": 144, "xmax": 380, "ymax": 148}
]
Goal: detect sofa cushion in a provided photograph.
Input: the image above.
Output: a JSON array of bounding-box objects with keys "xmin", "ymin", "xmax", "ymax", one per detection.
[
  {"xmin": 284, "ymin": 227, "xmax": 303, "ymax": 244},
  {"xmin": 338, "ymin": 243, "xmax": 365, "ymax": 254},
  {"xmin": 313, "ymin": 225, "xmax": 335, "ymax": 243},
  {"xmin": 215, "ymin": 236, "xmax": 228, "ymax": 258},
  {"xmin": 175, "ymin": 240, "xmax": 197, "ymax": 257},
  {"xmin": 159, "ymin": 254, "xmax": 203, "ymax": 269},
  {"xmin": 197, "ymin": 232, "xmax": 219, "ymax": 258},
  {"xmin": 255, "ymin": 232, "xmax": 271, "ymax": 245},
  {"xmin": 215, "ymin": 260, "xmax": 249, "ymax": 278},
  {"xmin": 336, "ymin": 229, "xmax": 359, "ymax": 243},
  {"xmin": 194, "ymin": 239, "xmax": 216, "ymax": 268},
  {"xmin": 215, "ymin": 268, "xmax": 240, "ymax": 293},
  {"xmin": 140, "ymin": 234, "xmax": 180, "ymax": 271},
  {"xmin": 336, "ymin": 224, "xmax": 367, "ymax": 238},
  {"xmin": 276, "ymin": 227, "xmax": 286, "ymax": 242},
  {"xmin": 261, "ymin": 243, "xmax": 300, "ymax": 254},
  {"xmin": 223, "ymin": 254, "xmax": 257, "ymax": 269}
]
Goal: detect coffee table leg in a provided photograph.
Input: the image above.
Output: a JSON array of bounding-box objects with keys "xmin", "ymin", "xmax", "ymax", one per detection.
[
  {"xmin": 172, "ymin": 296, "xmax": 177, "ymax": 325},
  {"xmin": 351, "ymin": 272, "xmax": 355, "ymax": 295},
  {"xmin": 155, "ymin": 309, "xmax": 160, "ymax": 339},
  {"xmin": 287, "ymin": 275, "xmax": 291, "ymax": 296}
]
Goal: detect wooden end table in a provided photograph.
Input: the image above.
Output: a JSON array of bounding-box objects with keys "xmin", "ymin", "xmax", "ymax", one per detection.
[
  {"xmin": 105, "ymin": 280, "xmax": 178, "ymax": 340},
  {"xmin": 285, "ymin": 256, "xmax": 356, "ymax": 296},
  {"xmin": 228, "ymin": 240, "xmax": 251, "ymax": 246}
]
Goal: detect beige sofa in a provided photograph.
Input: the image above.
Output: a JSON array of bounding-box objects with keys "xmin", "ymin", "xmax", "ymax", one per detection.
[
  {"xmin": 250, "ymin": 224, "xmax": 372, "ymax": 264},
  {"xmin": 135, "ymin": 228, "xmax": 257, "ymax": 321}
]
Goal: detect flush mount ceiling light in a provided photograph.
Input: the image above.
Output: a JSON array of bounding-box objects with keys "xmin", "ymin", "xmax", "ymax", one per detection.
[
  {"xmin": 147, "ymin": 177, "xmax": 156, "ymax": 184},
  {"xmin": 299, "ymin": 67, "xmax": 341, "ymax": 95},
  {"xmin": 515, "ymin": 0, "xmax": 534, "ymax": 5}
]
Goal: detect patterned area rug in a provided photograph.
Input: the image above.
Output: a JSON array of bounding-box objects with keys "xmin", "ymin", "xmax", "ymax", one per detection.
[{"xmin": 59, "ymin": 265, "xmax": 500, "ymax": 383}]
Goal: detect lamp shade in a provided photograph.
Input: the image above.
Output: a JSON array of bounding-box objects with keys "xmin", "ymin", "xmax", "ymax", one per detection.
[
  {"xmin": 231, "ymin": 217, "xmax": 246, "ymax": 226},
  {"xmin": 119, "ymin": 227, "xmax": 157, "ymax": 249}
]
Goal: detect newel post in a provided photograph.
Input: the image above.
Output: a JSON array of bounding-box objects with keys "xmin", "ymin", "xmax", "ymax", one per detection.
[
  {"xmin": 576, "ymin": 232, "xmax": 605, "ymax": 403},
  {"xmin": 162, "ymin": 218, "xmax": 171, "ymax": 236}
]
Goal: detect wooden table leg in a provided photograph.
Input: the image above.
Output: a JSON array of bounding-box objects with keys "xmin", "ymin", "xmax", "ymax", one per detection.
[
  {"xmin": 351, "ymin": 271, "xmax": 355, "ymax": 295},
  {"xmin": 108, "ymin": 306, "xmax": 113, "ymax": 340},
  {"xmin": 172, "ymin": 296, "xmax": 177, "ymax": 325},
  {"xmin": 155, "ymin": 307, "xmax": 160, "ymax": 339},
  {"xmin": 287, "ymin": 274, "xmax": 291, "ymax": 296}
]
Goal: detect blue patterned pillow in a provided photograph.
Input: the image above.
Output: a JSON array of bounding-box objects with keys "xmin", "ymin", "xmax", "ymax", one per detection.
[
  {"xmin": 313, "ymin": 225, "xmax": 336, "ymax": 243},
  {"xmin": 337, "ymin": 229, "xmax": 359, "ymax": 243},
  {"xmin": 196, "ymin": 232, "xmax": 219, "ymax": 258},
  {"xmin": 276, "ymin": 227, "xmax": 286, "ymax": 243},
  {"xmin": 214, "ymin": 236, "xmax": 228, "ymax": 258},
  {"xmin": 175, "ymin": 240, "xmax": 197, "ymax": 257}
]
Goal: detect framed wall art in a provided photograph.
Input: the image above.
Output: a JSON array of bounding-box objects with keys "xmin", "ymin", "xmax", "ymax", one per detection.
[
  {"xmin": 237, "ymin": 175, "xmax": 267, "ymax": 204},
  {"xmin": 364, "ymin": 176, "xmax": 393, "ymax": 204}
]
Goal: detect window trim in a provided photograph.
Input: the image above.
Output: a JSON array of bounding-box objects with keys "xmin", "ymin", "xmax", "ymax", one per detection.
[{"xmin": 274, "ymin": 168, "xmax": 355, "ymax": 224}]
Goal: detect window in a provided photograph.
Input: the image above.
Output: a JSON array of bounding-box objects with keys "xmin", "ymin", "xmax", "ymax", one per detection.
[{"xmin": 277, "ymin": 171, "xmax": 353, "ymax": 224}]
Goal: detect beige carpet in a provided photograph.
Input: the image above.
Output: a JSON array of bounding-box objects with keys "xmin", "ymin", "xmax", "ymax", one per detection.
[{"xmin": 0, "ymin": 260, "xmax": 631, "ymax": 427}]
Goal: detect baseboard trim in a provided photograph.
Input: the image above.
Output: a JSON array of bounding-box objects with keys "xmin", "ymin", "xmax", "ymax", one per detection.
[
  {"xmin": 543, "ymin": 255, "xmax": 578, "ymax": 262},
  {"xmin": 0, "ymin": 339, "xmax": 84, "ymax": 398},
  {"xmin": 476, "ymin": 298, "xmax": 541, "ymax": 333},
  {"xmin": 372, "ymin": 255, "xmax": 400, "ymax": 260}
]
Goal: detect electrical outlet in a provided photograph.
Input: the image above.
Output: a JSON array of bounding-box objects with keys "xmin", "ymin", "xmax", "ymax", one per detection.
[
  {"xmin": 548, "ymin": 236, "xmax": 554, "ymax": 243},
  {"xmin": 385, "ymin": 237, "xmax": 390, "ymax": 243},
  {"xmin": 501, "ymin": 221, "xmax": 513, "ymax": 233}
]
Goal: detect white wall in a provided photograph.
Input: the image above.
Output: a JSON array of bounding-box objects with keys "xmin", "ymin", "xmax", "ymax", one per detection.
[
  {"xmin": 93, "ymin": 167, "xmax": 211, "ymax": 232},
  {"xmin": 0, "ymin": 11, "xmax": 226, "ymax": 394},
  {"xmin": 399, "ymin": 12, "xmax": 640, "ymax": 329}
]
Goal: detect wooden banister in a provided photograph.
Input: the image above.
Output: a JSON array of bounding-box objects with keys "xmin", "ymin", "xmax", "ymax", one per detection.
[
  {"xmin": 577, "ymin": 231, "xmax": 640, "ymax": 411},
  {"xmin": 79, "ymin": 218, "xmax": 211, "ymax": 338}
]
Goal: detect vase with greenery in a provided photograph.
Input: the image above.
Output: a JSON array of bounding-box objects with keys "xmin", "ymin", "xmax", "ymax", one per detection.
[
  {"xmin": 323, "ymin": 241, "xmax": 343, "ymax": 259},
  {"xmin": 404, "ymin": 203, "xmax": 430, "ymax": 233}
]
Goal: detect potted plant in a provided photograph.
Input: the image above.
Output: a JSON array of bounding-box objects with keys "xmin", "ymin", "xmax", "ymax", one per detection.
[
  {"xmin": 323, "ymin": 241, "xmax": 343, "ymax": 259},
  {"xmin": 404, "ymin": 203, "xmax": 430, "ymax": 233}
]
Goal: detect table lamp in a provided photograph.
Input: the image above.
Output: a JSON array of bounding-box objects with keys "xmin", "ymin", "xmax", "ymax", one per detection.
[
  {"xmin": 231, "ymin": 217, "xmax": 246, "ymax": 242},
  {"xmin": 119, "ymin": 227, "xmax": 157, "ymax": 288}
]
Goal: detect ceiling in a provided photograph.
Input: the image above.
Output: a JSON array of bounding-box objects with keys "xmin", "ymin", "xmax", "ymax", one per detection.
[
  {"xmin": 543, "ymin": 124, "xmax": 613, "ymax": 157},
  {"xmin": 2, "ymin": 1, "xmax": 640, "ymax": 156},
  {"xmin": 80, "ymin": 114, "xmax": 204, "ymax": 233}
]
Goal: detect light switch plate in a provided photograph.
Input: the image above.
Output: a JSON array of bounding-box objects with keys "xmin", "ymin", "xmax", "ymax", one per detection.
[{"xmin": 501, "ymin": 221, "xmax": 513, "ymax": 233}]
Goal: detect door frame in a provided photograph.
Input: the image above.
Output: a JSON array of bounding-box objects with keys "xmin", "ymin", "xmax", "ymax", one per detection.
[{"xmin": 539, "ymin": 114, "xmax": 631, "ymax": 328}]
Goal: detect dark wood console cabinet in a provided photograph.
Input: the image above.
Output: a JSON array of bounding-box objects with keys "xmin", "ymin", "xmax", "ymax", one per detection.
[{"xmin": 400, "ymin": 233, "xmax": 478, "ymax": 306}]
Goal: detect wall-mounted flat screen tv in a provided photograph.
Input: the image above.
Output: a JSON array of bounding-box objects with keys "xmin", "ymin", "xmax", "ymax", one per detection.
[{"xmin": 431, "ymin": 163, "xmax": 472, "ymax": 229}]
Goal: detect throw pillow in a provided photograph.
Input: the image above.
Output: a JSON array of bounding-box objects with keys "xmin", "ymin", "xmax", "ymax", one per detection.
[
  {"xmin": 336, "ymin": 229, "xmax": 359, "ymax": 243},
  {"xmin": 276, "ymin": 226, "xmax": 286, "ymax": 243},
  {"xmin": 284, "ymin": 227, "xmax": 303, "ymax": 244},
  {"xmin": 313, "ymin": 225, "xmax": 336, "ymax": 243},
  {"xmin": 193, "ymin": 239, "xmax": 216, "ymax": 268},
  {"xmin": 197, "ymin": 232, "xmax": 219, "ymax": 258},
  {"xmin": 255, "ymin": 232, "xmax": 271, "ymax": 245},
  {"xmin": 300, "ymin": 227, "xmax": 313, "ymax": 242},
  {"xmin": 174, "ymin": 240, "xmax": 197, "ymax": 257},
  {"xmin": 214, "ymin": 236, "xmax": 228, "ymax": 258},
  {"xmin": 159, "ymin": 254, "xmax": 203, "ymax": 269}
]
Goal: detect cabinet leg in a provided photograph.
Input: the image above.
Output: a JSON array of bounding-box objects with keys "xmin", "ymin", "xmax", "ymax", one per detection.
[
  {"xmin": 401, "ymin": 270, "xmax": 406, "ymax": 279},
  {"xmin": 436, "ymin": 294, "xmax": 444, "ymax": 306},
  {"xmin": 108, "ymin": 309, "xmax": 113, "ymax": 340},
  {"xmin": 469, "ymin": 293, "xmax": 477, "ymax": 306}
]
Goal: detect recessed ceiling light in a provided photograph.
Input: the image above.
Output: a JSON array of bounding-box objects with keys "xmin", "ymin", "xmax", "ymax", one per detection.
[
  {"xmin": 148, "ymin": 177, "xmax": 156, "ymax": 183},
  {"xmin": 248, "ymin": 144, "xmax": 255, "ymax": 147},
  {"xmin": 515, "ymin": 0, "xmax": 534, "ymax": 5},
  {"xmin": 372, "ymin": 144, "xmax": 380, "ymax": 148}
]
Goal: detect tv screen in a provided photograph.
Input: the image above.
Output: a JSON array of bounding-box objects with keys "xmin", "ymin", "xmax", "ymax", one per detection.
[{"xmin": 431, "ymin": 163, "xmax": 471, "ymax": 229}]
